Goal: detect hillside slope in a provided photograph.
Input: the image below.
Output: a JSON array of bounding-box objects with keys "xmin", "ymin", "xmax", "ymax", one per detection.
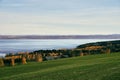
[
  {"xmin": 76, "ymin": 40, "xmax": 120, "ymax": 54},
  {"xmin": 0, "ymin": 53, "xmax": 120, "ymax": 80}
]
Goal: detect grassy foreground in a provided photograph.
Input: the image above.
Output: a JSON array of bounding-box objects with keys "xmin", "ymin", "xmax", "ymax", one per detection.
[{"xmin": 0, "ymin": 53, "xmax": 120, "ymax": 80}]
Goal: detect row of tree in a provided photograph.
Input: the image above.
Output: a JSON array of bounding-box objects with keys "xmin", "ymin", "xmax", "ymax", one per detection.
[{"xmin": 1, "ymin": 40, "xmax": 119, "ymax": 67}]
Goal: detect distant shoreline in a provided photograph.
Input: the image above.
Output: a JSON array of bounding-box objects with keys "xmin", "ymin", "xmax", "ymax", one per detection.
[
  {"xmin": 0, "ymin": 40, "xmax": 119, "ymax": 57},
  {"xmin": 0, "ymin": 34, "xmax": 120, "ymax": 39}
]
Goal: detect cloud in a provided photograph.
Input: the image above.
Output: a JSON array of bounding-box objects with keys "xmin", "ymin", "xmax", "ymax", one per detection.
[
  {"xmin": 0, "ymin": 7, "xmax": 120, "ymax": 26},
  {"xmin": 1, "ymin": 0, "xmax": 119, "ymax": 10},
  {"xmin": 0, "ymin": 0, "xmax": 120, "ymax": 35}
]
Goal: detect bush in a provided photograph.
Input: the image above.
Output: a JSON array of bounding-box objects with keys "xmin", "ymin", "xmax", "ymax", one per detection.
[{"xmin": 0, "ymin": 58, "xmax": 4, "ymax": 67}]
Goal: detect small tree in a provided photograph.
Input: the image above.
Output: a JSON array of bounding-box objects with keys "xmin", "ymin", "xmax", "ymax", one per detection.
[
  {"xmin": 106, "ymin": 48, "xmax": 111, "ymax": 54},
  {"xmin": 80, "ymin": 50, "xmax": 84, "ymax": 56},
  {"xmin": 11, "ymin": 58, "xmax": 15, "ymax": 66},
  {"xmin": 22, "ymin": 57, "xmax": 27, "ymax": 64},
  {"xmin": 0, "ymin": 58, "xmax": 4, "ymax": 67},
  {"xmin": 35, "ymin": 54, "xmax": 43, "ymax": 62}
]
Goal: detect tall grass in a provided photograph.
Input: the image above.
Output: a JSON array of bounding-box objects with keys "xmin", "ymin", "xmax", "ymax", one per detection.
[{"xmin": 0, "ymin": 53, "xmax": 120, "ymax": 80}]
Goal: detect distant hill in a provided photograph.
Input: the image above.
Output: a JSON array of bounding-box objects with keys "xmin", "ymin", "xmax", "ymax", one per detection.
[
  {"xmin": 0, "ymin": 34, "xmax": 120, "ymax": 39},
  {"xmin": 76, "ymin": 40, "xmax": 120, "ymax": 54}
]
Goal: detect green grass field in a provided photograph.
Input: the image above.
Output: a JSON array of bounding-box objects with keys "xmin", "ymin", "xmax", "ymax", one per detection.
[{"xmin": 0, "ymin": 53, "xmax": 120, "ymax": 80}]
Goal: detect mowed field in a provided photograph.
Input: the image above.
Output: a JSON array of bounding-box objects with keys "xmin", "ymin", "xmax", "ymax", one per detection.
[{"xmin": 0, "ymin": 53, "xmax": 120, "ymax": 80}]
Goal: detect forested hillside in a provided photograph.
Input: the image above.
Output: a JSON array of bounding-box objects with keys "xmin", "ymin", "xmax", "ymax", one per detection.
[{"xmin": 76, "ymin": 40, "xmax": 120, "ymax": 54}]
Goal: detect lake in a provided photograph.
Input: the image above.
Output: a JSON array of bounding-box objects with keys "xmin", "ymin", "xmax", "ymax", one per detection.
[{"xmin": 0, "ymin": 39, "xmax": 118, "ymax": 55}]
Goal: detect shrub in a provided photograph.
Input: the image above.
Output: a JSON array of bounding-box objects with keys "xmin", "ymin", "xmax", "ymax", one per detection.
[{"xmin": 0, "ymin": 58, "xmax": 4, "ymax": 67}]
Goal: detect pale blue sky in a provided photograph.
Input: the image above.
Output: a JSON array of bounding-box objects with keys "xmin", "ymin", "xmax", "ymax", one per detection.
[{"xmin": 0, "ymin": 0, "xmax": 120, "ymax": 35}]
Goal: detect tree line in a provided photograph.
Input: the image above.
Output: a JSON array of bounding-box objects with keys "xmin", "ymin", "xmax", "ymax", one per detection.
[{"xmin": 0, "ymin": 40, "xmax": 120, "ymax": 67}]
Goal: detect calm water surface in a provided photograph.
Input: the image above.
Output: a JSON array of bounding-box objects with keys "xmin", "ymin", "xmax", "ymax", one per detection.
[{"xmin": 0, "ymin": 39, "xmax": 118, "ymax": 55}]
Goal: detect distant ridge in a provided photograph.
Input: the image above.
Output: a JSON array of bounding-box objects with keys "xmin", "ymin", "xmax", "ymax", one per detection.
[{"xmin": 0, "ymin": 34, "xmax": 120, "ymax": 39}]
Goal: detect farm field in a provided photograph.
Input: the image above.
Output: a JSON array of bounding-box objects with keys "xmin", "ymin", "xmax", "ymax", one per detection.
[{"xmin": 0, "ymin": 53, "xmax": 120, "ymax": 80}]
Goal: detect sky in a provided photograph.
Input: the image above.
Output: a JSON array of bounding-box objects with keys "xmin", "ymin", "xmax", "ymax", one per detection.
[{"xmin": 0, "ymin": 0, "xmax": 120, "ymax": 35}]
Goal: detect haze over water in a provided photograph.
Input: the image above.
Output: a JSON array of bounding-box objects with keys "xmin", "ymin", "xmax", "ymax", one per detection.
[
  {"xmin": 0, "ymin": 39, "xmax": 118, "ymax": 55},
  {"xmin": 0, "ymin": 0, "xmax": 119, "ymax": 56}
]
